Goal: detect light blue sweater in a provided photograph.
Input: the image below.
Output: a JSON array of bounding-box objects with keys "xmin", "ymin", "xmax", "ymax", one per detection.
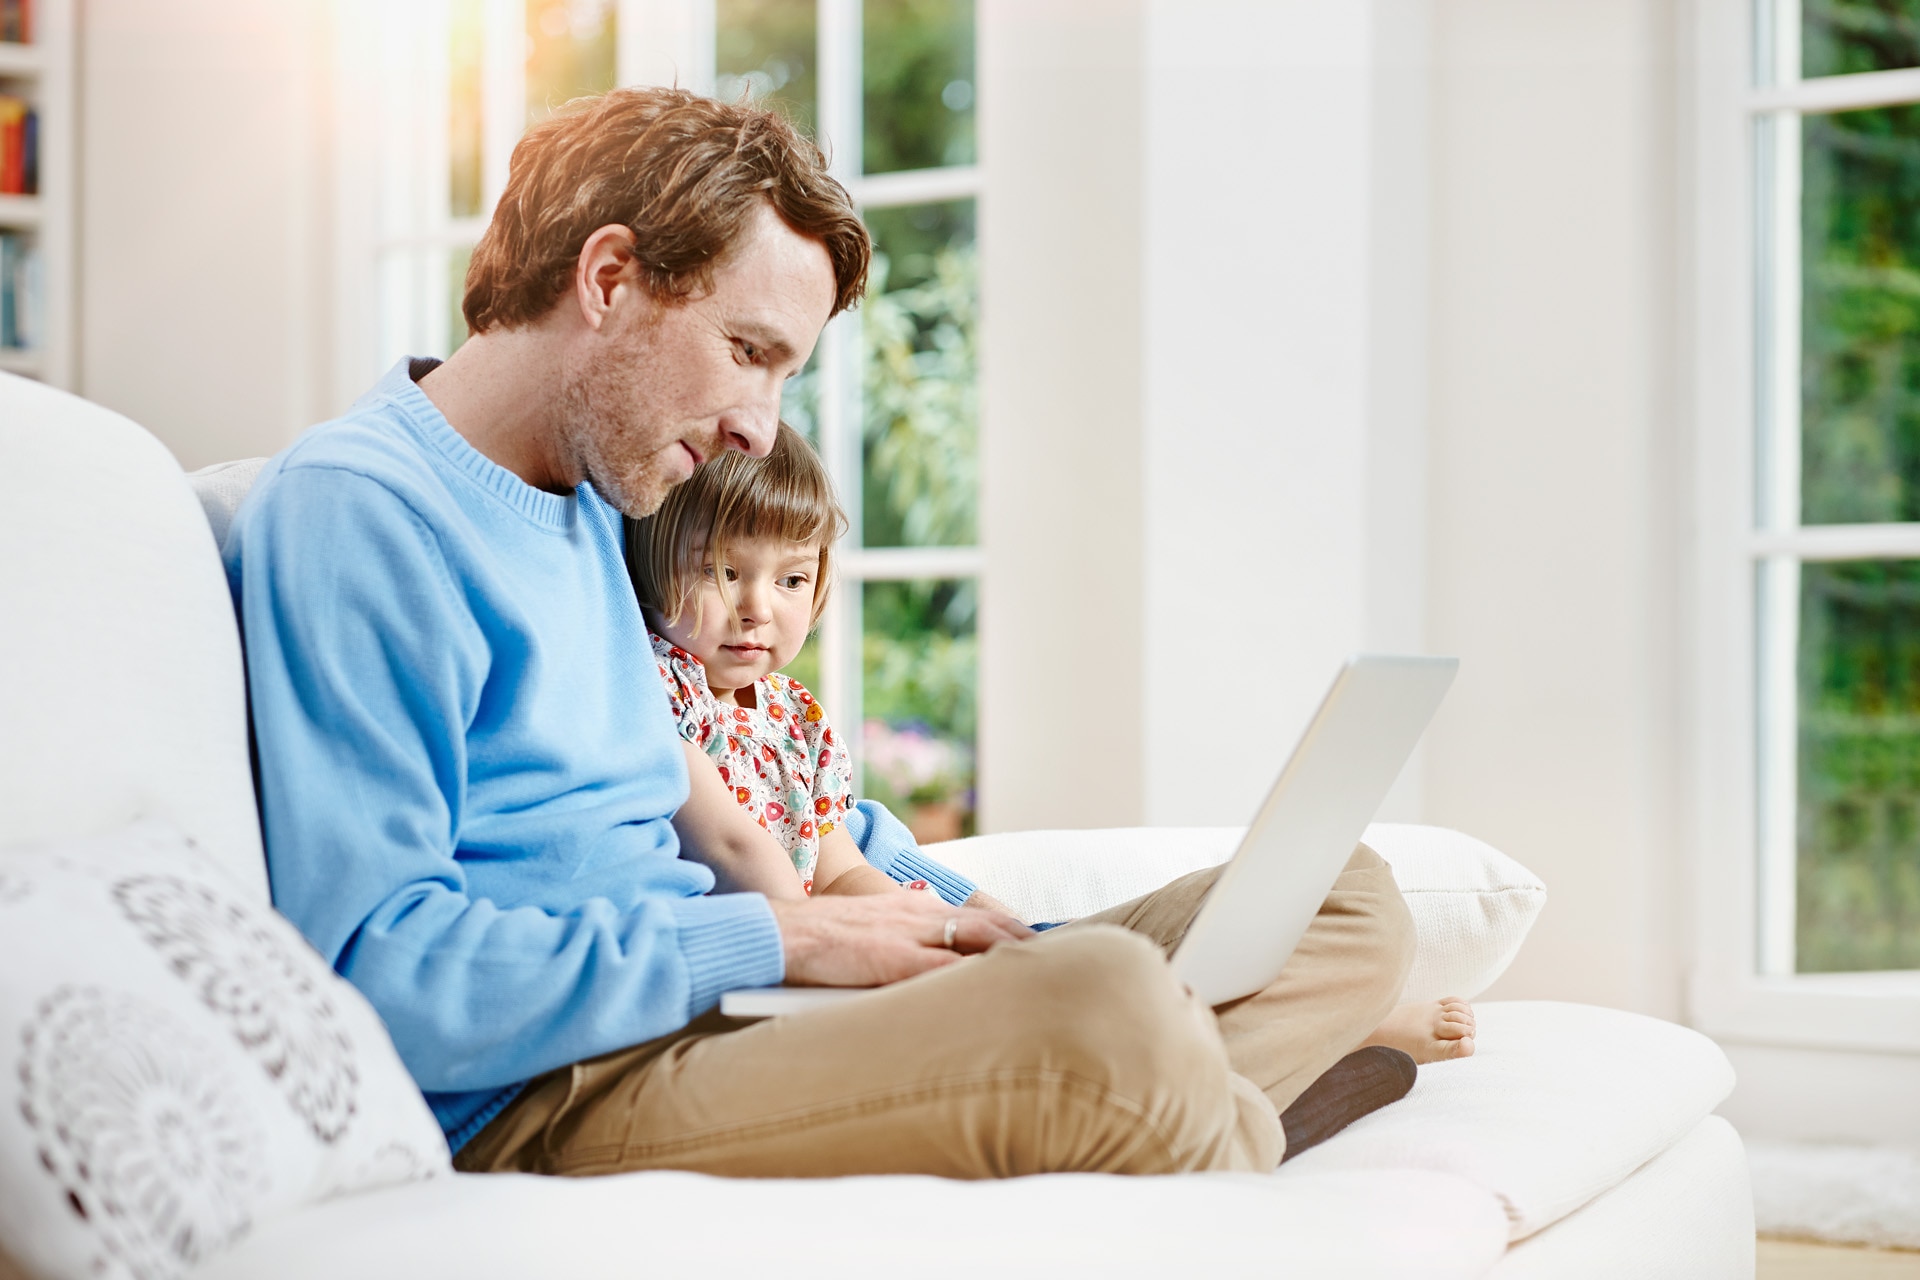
[{"xmin": 227, "ymin": 359, "xmax": 975, "ymax": 1152}]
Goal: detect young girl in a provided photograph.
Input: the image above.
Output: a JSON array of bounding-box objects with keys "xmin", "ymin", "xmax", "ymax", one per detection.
[
  {"xmin": 629, "ymin": 424, "xmax": 1473, "ymax": 1063},
  {"xmin": 627, "ymin": 422, "xmax": 966, "ymax": 907}
]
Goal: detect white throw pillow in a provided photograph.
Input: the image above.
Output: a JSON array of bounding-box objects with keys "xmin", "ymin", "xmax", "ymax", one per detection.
[
  {"xmin": 1363, "ymin": 823, "xmax": 1547, "ymax": 1003},
  {"xmin": 929, "ymin": 822, "xmax": 1546, "ymax": 1003},
  {"xmin": 0, "ymin": 822, "xmax": 450, "ymax": 1280}
]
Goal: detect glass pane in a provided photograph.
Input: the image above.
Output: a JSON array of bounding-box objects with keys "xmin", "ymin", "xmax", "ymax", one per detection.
[
  {"xmin": 448, "ymin": 245, "xmax": 474, "ymax": 355},
  {"xmin": 861, "ymin": 578, "xmax": 977, "ymax": 843},
  {"xmin": 1796, "ymin": 559, "xmax": 1920, "ymax": 972},
  {"xmin": 861, "ymin": 199, "xmax": 977, "ymax": 548},
  {"xmin": 782, "ymin": 349, "xmax": 821, "ymax": 446},
  {"xmin": 863, "ymin": 0, "xmax": 975, "ymax": 174},
  {"xmin": 450, "ymin": 0, "xmax": 485, "ymax": 218},
  {"xmin": 716, "ymin": 0, "xmax": 818, "ymax": 137},
  {"xmin": 1804, "ymin": 0, "xmax": 1920, "ymax": 79},
  {"xmin": 782, "ymin": 629, "xmax": 822, "ymax": 698},
  {"xmin": 377, "ymin": 247, "xmax": 471, "ymax": 362},
  {"xmin": 526, "ymin": 0, "xmax": 617, "ymax": 124},
  {"xmin": 1801, "ymin": 104, "xmax": 1920, "ymax": 524}
]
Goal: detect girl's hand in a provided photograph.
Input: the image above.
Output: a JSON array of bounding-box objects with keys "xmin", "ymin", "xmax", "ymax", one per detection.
[
  {"xmin": 962, "ymin": 888, "xmax": 1020, "ymax": 920},
  {"xmin": 812, "ymin": 824, "xmax": 902, "ymax": 896}
]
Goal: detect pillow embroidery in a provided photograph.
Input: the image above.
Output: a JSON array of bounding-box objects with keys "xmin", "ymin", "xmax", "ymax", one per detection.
[
  {"xmin": 0, "ymin": 823, "xmax": 452, "ymax": 1280},
  {"xmin": 112, "ymin": 874, "xmax": 360, "ymax": 1144},
  {"xmin": 19, "ymin": 984, "xmax": 270, "ymax": 1278}
]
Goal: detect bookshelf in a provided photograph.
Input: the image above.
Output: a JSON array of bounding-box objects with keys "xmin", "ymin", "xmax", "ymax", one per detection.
[{"xmin": 0, "ymin": 0, "xmax": 72, "ymax": 389}]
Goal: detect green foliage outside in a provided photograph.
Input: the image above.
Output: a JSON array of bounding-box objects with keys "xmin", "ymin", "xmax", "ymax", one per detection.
[
  {"xmin": 863, "ymin": 0, "xmax": 975, "ymax": 174},
  {"xmin": 1803, "ymin": 0, "xmax": 1920, "ymax": 77},
  {"xmin": 716, "ymin": 0, "xmax": 818, "ymax": 137},
  {"xmin": 861, "ymin": 203, "xmax": 977, "ymax": 548},
  {"xmin": 1797, "ymin": 563, "xmax": 1920, "ymax": 970},
  {"xmin": 1796, "ymin": 4, "xmax": 1920, "ymax": 970},
  {"xmin": 856, "ymin": 215, "xmax": 979, "ymax": 820}
]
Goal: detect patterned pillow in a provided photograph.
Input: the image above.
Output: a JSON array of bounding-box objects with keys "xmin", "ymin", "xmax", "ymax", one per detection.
[{"xmin": 0, "ymin": 822, "xmax": 450, "ymax": 1280}]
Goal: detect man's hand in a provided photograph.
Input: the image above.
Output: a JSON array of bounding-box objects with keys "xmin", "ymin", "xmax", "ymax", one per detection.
[{"xmin": 768, "ymin": 893, "xmax": 1033, "ymax": 988}]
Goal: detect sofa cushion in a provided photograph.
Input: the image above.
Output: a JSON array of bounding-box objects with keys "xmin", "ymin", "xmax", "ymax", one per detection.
[
  {"xmin": 185, "ymin": 457, "xmax": 268, "ymax": 552},
  {"xmin": 0, "ymin": 375, "xmax": 264, "ymax": 898},
  {"xmin": 0, "ymin": 823, "xmax": 450, "ymax": 1280},
  {"xmin": 1275, "ymin": 1001, "xmax": 1737, "ymax": 1241},
  {"xmin": 195, "ymin": 1167, "xmax": 1510, "ymax": 1280},
  {"xmin": 930, "ymin": 823, "xmax": 1546, "ymax": 1001},
  {"xmin": 1486, "ymin": 1116, "xmax": 1754, "ymax": 1279}
]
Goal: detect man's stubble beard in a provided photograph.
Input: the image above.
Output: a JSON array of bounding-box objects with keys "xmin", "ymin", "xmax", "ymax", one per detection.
[{"xmin": 555, "ymin": 336, "xmax": 680, "ymax": 519}]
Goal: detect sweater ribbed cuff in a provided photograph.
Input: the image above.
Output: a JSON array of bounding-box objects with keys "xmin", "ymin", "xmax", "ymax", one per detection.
[
  {"xmin": 886, "ymin": 846, "xmax": 980, "ymax": 908},
  {"xmin": 667, "ymin": 893, "xmax": 786, "ymax": 1016}
]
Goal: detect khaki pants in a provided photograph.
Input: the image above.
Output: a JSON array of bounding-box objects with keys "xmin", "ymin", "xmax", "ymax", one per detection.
[{"xmin": 454, "ymin": 843, "xmax": 1414, "ymax": 1179}]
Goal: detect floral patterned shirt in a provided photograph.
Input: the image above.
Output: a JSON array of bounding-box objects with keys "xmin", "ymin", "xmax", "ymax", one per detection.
[{"xmin": 651, "ymin": 632, "xmax": 853, "ymax": 895}]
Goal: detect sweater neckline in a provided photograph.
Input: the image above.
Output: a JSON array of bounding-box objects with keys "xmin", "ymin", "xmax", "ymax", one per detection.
[{"xmin": 384, "ymin": 357, "xmax": 577, "ymax": 532}]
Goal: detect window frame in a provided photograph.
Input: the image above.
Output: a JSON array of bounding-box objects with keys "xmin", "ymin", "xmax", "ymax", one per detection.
[
  {"xmin": 1689, "ymin": 0, "xmax": 1920, "ymax": 1054},
  {"xmin": 800, "ymin": 0, "xmax": 985, "ymax": 768},
  {"xmin": 342, "ymin": 0, "xmax": 986, "ymax": 810}
]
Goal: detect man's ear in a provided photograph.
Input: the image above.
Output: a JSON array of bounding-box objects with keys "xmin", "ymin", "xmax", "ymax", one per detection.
[{"xmin": 574, "ymin": 224, "xmax": 642, "ymax": 331}]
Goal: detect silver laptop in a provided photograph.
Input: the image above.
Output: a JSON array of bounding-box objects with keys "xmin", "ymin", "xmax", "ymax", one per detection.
[{"xmin": 720, "ymin": 654, "xmax": 1458, "ymax": 1018}]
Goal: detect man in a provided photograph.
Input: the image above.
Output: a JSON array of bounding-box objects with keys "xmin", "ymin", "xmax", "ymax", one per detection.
[{"xmin": 228, "ymin": 87, "xmax": 1415, "ymax": 1179}]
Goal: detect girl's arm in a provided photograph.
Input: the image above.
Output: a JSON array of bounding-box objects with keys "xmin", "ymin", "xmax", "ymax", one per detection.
[
  {"xmin": 813, "ymin": 824, "xmax": 908, "ymax": 897},
  {"xmin": 671, "ymin": 742, "xmax": 808, "ymax": 901}
]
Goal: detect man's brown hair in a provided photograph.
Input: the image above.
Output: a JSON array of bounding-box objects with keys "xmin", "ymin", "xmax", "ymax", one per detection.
[
  {"xmin": 463, "ymin": 87, "xmax": 869, "ymax": 334},
  {"xmin": 627, "ymin": 422, "xmax": 848, "ymax": 632}
]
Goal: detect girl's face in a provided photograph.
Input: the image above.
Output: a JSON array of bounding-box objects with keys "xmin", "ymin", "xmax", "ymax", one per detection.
[{"xmin": 654, "ymin": 537, "xmax": 822, "ymax": 704}]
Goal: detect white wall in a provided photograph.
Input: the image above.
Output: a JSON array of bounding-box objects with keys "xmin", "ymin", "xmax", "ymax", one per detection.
[
  {"xmin": 980, "ymin": 0, "xmax": 1433, "ymax": 831},
  {"xmin": 79, "ymin": 0, "xmax": 334, "ymax": 470},
  {"xmin": 1422, "ymin": 1, "xmax": 1686, "ymax": 1023},
  {"xmin": 977, "ymin": 0, "xmax": 1147, "ymax": 832}
]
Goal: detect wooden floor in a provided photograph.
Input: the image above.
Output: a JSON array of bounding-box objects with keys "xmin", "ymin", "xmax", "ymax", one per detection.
[{"xmin": 1759, "ymin": 1239, "xmax": 1920, "ymax": 1278}]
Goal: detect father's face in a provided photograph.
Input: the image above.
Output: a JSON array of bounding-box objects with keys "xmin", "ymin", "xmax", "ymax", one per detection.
[{"xmin": 566, "ymin": 202, "xmax": 838, "ymax": 517}]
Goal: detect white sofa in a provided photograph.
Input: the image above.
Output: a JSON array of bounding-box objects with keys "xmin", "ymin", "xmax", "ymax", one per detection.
[{"xmin": 0, "ymin": 373, "xmax": 1756, "ymax": 1278}]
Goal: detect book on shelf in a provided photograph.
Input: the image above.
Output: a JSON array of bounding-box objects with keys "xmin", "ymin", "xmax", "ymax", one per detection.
[
  {"xmin": 0, "ymin": 0, "xmax": 33, "ymax": 45},
  {"xmin": 0, "ymin": 95, "xmax": 33, "ymax": 195},
  {"xmin": 0, "ymin": 230, "xmax": 40, "ymax": 351}
]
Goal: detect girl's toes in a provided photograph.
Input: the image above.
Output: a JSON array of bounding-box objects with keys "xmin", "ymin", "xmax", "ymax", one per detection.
[{"xmin": 1437, "ymin": 1034, "xmax": 1475, "ymax": 1060}]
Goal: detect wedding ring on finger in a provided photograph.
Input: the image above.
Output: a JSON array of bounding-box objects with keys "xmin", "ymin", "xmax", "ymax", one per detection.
[{"xmin": 941, "ymin": 916, "xmax": 959, "ymax": 950}]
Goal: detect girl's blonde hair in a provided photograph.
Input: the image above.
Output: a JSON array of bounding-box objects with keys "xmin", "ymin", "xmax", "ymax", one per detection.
[{"xmin": 626, "ymin": 422, "xmax": 849, "ymax": 631}]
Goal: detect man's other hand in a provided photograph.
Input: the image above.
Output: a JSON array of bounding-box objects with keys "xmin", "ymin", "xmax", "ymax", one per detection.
[{"xmin": 767, "ymin": 893, "xmax": 1033, "ymax": 988}]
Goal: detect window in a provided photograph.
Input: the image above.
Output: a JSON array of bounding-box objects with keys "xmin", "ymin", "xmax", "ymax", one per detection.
[
  {"xmin": 356, "ymin": 0, "xmax": 982, "ymax": 842},
  {"xmin": 1692, "ymin": 0, "xmax": 1920, "ymax": 1051},
  {"xmin": 1752, "ymin": 0, "xmax": 1920, "ymax": 977}
]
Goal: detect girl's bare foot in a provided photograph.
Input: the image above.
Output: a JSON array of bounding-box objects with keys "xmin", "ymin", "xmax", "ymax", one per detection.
[{"xmin": 1361, "ymin": 997, "xmax": 1476, "ymax": 1064}]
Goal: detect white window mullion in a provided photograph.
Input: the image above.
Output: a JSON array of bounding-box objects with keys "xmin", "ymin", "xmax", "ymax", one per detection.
[
  {"xmin": 848, "ymin": 164, "xmax": 981, "ymax": 209},
  {"xmin": 617, "ymin": 0, "xmax": 714, "ymax": 95},
  {"xmin": 1751, "ymin": 523, "xmax": 1920, "ymax": 560},
  {"xmin": 1755, "ymin": 554, "xmax": 1801, "ymax": 976},
  {"xmin": 816, "ymin": 0, "xmax": 862, "ymax": 186},
  {"xmin": 1751, "ymin": 0, "xmax": 1802, "ymax": 978},
  {"xmin": 419, "ymin": 0, "xmax": 456, "ymax": 358},
  {"xmin": 481, "ymin": 0, "xmax": 526, "ymax": 215},
  {"xmin": 814, "ymin": 311, "xmax": 861, "ymax": 732},
  {"xmin": 1758, "ymin": 110, "xmax": 1801, "ymax": 533},
  {"xmin": 843, "ymin": 547, "xmax": 984, "ymax": 581},
  {"xmin": 815, "ymin": 0, "xmax": 866, "ymax": 765}
]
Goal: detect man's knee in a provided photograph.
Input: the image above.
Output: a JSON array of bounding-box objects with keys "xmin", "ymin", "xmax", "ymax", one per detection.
[
  {"xmin": 992, "ymin": 925, "xmax": 1267, "ymax": 1171},
  {"xmin": 1343, "ymin": 840, "xmax": 1417, "ymax": 1007}
]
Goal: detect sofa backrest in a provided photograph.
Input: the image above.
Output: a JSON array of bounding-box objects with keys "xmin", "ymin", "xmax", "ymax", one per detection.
[{"xmin": 0, "ymin": 374, "xmax": 268, "ymax": 898}]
